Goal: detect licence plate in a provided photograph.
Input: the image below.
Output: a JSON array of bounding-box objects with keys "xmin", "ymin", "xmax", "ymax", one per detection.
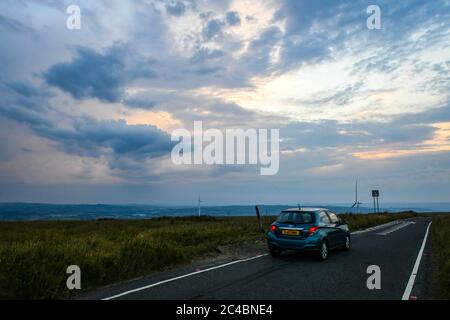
[{"xmin": 281, "ymin": 229, "xmax": 300, "ymax": 236}]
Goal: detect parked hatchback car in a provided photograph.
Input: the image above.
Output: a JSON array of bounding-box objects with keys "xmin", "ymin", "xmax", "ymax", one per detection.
[{"xmin": 266, "ymin": 208, "xmax": 350, "ymax": 260}]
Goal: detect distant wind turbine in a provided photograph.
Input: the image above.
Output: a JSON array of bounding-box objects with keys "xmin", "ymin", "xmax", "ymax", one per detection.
[
  {"xmin": 350, "ymin": 180, "xmax": 362, "ymax": 213},
  {"xmin": 198, "ymin": 195, "xmax": 203, "ymax": 217}
]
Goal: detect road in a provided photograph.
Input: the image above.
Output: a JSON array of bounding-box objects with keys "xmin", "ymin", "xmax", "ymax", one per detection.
[{"xmin": 83, "ymin": 217, "xmax": 433, "ymax": 300}]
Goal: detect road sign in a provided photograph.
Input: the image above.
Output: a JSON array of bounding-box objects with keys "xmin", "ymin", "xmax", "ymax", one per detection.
[{"xmin": 372, "ymin": 190, "xmax": 380, "ymax": 213}]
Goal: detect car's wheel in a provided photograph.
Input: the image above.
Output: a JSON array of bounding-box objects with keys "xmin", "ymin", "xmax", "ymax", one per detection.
[
  {"xmin": 269, "ymin": 247, "xmax": 281, "ymax": 257},
  {"xmin": 342, "ymin": 234, "xmax": 351, "ymax": 251},
  {"xmin": 318, "ymin": 241, "xmax": 328, "ymax": 261}
]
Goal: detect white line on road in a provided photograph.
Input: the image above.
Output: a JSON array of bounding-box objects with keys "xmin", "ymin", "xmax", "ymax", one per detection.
[
  {"xmin": 102, "ymin": 253, "xmax": 268, "ymax": 300},
  {"xmin": 377, "ymin": 221, "xmax": 415, "ymax": 236},
  {"xmin": 351, "ymin": 220, "xmax": 399, "ymax": 235},
  {"xmin": 401, "ymin": 221, "xmax": 432, "ymax": 300}
]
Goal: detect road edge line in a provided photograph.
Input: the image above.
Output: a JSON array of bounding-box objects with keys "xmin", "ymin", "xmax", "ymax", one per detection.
[
  {"xmin": 401, "ymin": 220, "xmax": 432, "ymax": 300},
  {"xmin": 376, "ymin": 221, "xmax": 415, "ymax": 236},
  {"xmin": 102, "ymin": 253, "xmax": 268, "ymax": 300},
  {"xmin": 351, "ymin": 220, "xmax": 399, "ymax": 235}
]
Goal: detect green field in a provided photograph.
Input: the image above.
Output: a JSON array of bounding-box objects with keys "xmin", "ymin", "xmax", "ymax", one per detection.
[{"xmin": 0, "ymin": 212, "xmax": 424, "ymax": 299}]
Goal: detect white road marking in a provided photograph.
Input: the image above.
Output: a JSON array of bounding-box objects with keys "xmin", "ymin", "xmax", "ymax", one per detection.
[
  {"xmin": 377, "ymin": 221, "xmax": 415, "ymax": 236},
  {"xmin": 351, "ymin": 220, "xmax": 399, "ymax": 235},
  {"xmin": 102, "ymin": 253, "xmax": 268, "ymax": 300},
  {"xmin": 401, "ymin": 221, "xmax": 432, "ymax": 300}
]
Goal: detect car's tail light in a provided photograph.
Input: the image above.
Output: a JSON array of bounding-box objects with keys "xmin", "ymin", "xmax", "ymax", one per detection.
[
  {"xmin": 308, "ymin": 226, "xmax": 320, "ymax": 236},
  {"xmin": 271, "ymin": 225, "xmax": 277, "ymax": 233}
]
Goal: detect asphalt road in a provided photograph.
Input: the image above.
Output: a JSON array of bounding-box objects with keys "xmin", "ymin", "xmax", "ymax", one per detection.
[{"xmin": 83, "ymin": 216, "xmax": 433, "ymax": 300}]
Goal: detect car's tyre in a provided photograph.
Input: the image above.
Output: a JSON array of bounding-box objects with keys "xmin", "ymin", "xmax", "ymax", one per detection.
[
  {"xmin": 342, "ymin": 234, "xmax": 351, "ymax": 251},
  {"xmin": 318, "ymin": 241, "xmax": 328, "ymax": 261},
  {"xmin": 269, "ymin": 247, "xmax": 281, "ymax": 257}
]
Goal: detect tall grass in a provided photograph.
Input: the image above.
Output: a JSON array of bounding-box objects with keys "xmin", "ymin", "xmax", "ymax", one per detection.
[
  {"xmin": 432, "ymin": 215, "xmax": 450, "ymax": 299},
  {"xmin": 339, "ymin": 212, "xmax": 418, "ymax": 230},
  {"xmin": 0, "ymin": 216, "xmax": 273, "ymax": 299},
  {"xmin": 0, "ymin": 213, "xmax": 418, "ymax": 299}
]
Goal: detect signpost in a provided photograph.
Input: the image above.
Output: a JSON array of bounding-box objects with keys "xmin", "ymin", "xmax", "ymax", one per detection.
[
  {"xmin": 372, "ymin": 190, "xmax": 380, "ymax": 213},
  {"xmin": 255, "ymin": 205, "xmax": 265, "ymax": 233}
]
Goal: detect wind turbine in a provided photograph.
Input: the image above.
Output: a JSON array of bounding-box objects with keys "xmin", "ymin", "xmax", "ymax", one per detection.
[
  {"xmin": 198, "ymin": 195, "xmax": 203, "ymax": 217},
  {"xmin": 351, "ymin": 180, "xmax": 362, "ymax": 213}
]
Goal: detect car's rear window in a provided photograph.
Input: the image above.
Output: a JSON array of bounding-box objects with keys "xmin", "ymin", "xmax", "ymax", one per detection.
[{"xmin": 276, "ymin": 211, "xmax": 316, "ymax": 224}]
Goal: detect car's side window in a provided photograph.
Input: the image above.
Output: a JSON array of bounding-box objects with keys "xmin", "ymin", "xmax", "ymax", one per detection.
[
  {"xmin": 319, "ymin": 211, "xmax": 331, "ymax": 226},
  {"xmin": 328, "ymin": 212, "xmax": 339, "ymax": 224}
]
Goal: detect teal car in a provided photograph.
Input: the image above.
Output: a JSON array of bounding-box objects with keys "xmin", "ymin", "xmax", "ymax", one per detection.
[{"xmin": 266, "ymin": 208, "xmax": 350, "ymax": 261}]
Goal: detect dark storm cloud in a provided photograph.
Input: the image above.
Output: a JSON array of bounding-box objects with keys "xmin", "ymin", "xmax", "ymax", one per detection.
[
  {"xmin": 39, "ymin": 118, "xmax": 173, "ymax": 159},
  {"xmin": 0, "ymin": 80, "xmax": 54, "ymax": 119},
  {"xmin": 0, "ymin": 104, "xmax": 52, "ymax": 128},
  {"xmin": 122, "ymin": 96, "xmax": 157, "ymax": 110},
  {"xmin": 42, "ymin": 42, "xmax": 159, "ymax": 107},
  {"xmin": 0, "ymin": 80, "xmax": 172, "ymax": 161},
  {"xmin": 44, "ymin": 46, "xmax": 126, "ymax": 103},
  {"xmin": 1, "ymin": 105, "xmax": 172, "ymax": 162}
]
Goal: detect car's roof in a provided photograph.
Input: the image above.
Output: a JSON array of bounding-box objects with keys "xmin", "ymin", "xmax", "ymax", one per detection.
[{"xmin": 282, "ymin": 207, "xmax": 327, "ymax": 212}]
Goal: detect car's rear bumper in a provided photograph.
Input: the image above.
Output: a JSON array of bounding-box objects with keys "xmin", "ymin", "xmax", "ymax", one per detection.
[{"xmin": 266, "ymin": 232, "xmax": 321, "ymax": 251}]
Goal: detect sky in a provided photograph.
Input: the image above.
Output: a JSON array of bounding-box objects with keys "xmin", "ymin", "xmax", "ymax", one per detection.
[{"xmin": 0, "ymin": 0, "xmax": 449, "ymax": 206}]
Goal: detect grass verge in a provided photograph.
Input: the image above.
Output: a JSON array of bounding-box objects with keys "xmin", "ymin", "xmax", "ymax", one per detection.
[
  {"xmin": 432, "ymin": 214, "xmax": 450, "ymax": 299},
  {"xmin": 339, "ymin": 211, "xmax": 418, "ymax": 230},
  {"xmin": 0, "ymin": 212, "xmax": 418, "ymax": 299}
]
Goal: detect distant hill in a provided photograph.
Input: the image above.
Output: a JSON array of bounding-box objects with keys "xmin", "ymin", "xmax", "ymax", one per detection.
[{"xmin": 0, "ymin": 202, "xmax": 449, "ymax": 221}]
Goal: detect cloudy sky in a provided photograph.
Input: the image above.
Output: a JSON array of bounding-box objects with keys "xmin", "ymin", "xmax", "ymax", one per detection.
[{"xmin": 0, "ymin": 0, "xmax": 449, "ymax": 205}]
